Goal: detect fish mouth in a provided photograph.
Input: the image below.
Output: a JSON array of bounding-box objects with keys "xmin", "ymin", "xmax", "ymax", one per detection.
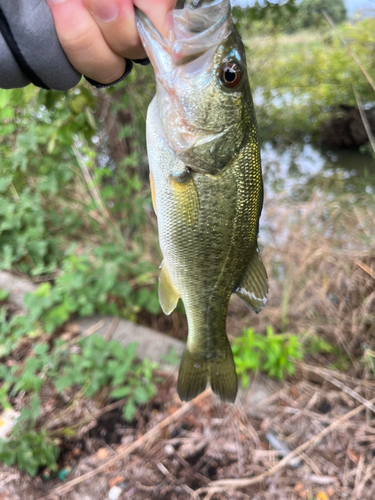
[
  {"xmin": 135, "ymin": 0, "xmax": 231, "ymax": 69},
  {"xmin": 136, "ymin": 1, "xmax": 234, "ymax": 157}
]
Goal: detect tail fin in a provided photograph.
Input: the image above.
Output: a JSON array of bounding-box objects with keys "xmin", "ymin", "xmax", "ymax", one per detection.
[{"xmin": 177, "ymin": 340, "xmax": 238, "ymax": 403}]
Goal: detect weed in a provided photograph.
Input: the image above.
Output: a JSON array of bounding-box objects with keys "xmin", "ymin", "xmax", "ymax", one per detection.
[
  {"xmin": 0, "ymin": 331, "xmax": 157, "ymax": 475},
  {"xmin": 232, "ymin": 325, "xmax": 303, "ymax": 388}
]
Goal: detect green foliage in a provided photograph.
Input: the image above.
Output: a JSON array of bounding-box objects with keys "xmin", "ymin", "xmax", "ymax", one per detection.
[
  {"xmin": 232, "ymin": 326, "xmax": 303, "ymax": 387},
  {"xmin": 364, "ymin": 348, "xmax": 375, "ymax": 376},
  {"xmin": 247, "ymin": 18, "xmax": 375, "ymax": 143},
  {"xmin": 0, "ymin": 69, "xmax": 159, "ymax": 318},
  {"xmin": 0, "ymin": 178, "xmax": 61, "ymax": 274},
  {"xmin": 303, "ymin": 334, "xmax": 340, "ymax": 355},
  {"xmin": 290, "ymin": 0, "xmax": 347, "ymax": 32},
  {"xmin": 233, "ymin": 0, "xmax": 299, "ymax": 29},
  {"xmin": 0, "ymin": 70, "xmax": 162, "ymax": 477},
  {"xmin": 24, "ymin": 245, "xmax": 159, "ymax": 334},
  {"xmin": 0, "ymin": 428, "xmax": 60, "ymax": 477},
  {"xmin": 0, "ymin": 329, "xmax": 157, "ymax": 475}
]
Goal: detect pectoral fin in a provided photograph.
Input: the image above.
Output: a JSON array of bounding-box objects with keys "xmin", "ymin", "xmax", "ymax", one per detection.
[
  {"xmin": 170, "ymin": 169, "xmax": 199, "ymax": 226},
  {"xmin": 159, "ymin": 263, "xmax": 180, "ymax": 315},
  {"xmin": 235, "ymin": 247, "xmax": 269, "ymax": 313},
  {"xmin": 150, "ymin": 172, "xmax": 157, "ymax": 215}
]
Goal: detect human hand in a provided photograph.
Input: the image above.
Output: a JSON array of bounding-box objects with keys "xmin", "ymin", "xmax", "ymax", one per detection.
[{"xmin": 47, "ymin": 0, "xmax": 176, "ymax": 85}]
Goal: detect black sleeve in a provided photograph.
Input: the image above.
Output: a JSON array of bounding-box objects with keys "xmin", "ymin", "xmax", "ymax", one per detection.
[{"xmin": 0, "ymin": 0, "xmax": 149, "ymax": 91}]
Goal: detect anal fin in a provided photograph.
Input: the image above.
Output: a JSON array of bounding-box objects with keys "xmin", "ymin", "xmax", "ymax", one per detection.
[
  {"xmin": 159, "ymin": 263, "xmax": 180, "ymax": 315},
  {"xmin": 235, "ymin": 247, "xmax": 269, "ymax": 314}
]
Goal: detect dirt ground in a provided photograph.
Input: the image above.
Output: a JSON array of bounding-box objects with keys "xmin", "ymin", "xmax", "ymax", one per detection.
[{"xmin": 1, "ymin": 365, "xmax": 374, "ymax": 500}]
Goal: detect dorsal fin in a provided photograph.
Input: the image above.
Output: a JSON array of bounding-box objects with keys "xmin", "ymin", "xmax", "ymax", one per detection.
[{"xmin": 235, "ymin": 247, "xmax": 269, "ymax": 313}]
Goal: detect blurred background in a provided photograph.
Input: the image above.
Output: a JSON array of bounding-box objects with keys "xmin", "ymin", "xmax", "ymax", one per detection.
[{"xmin": 0, "ymin": 1, "xmax": 375, "ymax": 498}]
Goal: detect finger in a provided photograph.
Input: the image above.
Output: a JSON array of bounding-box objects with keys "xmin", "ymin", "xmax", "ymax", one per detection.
[
  {"xmin": 134, "ymin": 0, "xmax": 176, "ymax": 37},
  {"xmin": 85, "ymin": 0, "xmax": 146, "ymax": 60},
  {"xmin": 47, "ymin": 0, "xmax": 126, "ymax": 84}
]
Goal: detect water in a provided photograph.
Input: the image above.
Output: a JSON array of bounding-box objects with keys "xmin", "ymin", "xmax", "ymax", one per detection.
[{"xmin": 261, "ymin": 142, "xmax": 375, "ymax": 201}]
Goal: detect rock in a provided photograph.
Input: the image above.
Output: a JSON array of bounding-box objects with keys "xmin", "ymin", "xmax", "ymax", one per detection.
[
  {"xmin": 0, "ymin": 408, "xmax": 20, "ymax": 438},
  {"xmin": 240, "ymin": 374, "xmax": 281, "ymax": 410},
  {"xmin": 164, "ymin": 444, "xmax": 175, "ymax": 456},
  {"xmin": 0, "ymin": 272, "xmax": 37, "ymax": 309},
  {"xmin": 78, "ymin": 316, "xmax": 185, "ymax": 370},
  {"xmin": 108, "ymin": 485, "xmax": 123, "ymax": 500}
]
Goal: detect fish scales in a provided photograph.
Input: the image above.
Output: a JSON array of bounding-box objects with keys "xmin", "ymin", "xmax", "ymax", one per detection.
[{"xmin": 136, "ymin": 0, "xmax": 268, "ymax": 402}]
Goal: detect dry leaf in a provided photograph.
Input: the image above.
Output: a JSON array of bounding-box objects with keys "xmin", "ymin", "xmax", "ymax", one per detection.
[
  {"xmin": 316, "ymin": 492, "xmax": 329, "ymax": 500},
  {"xmin": 65, "ymin": 323, "xmax": 80, "ymax": 334},
  {"xmin": 293, "ymin": 483, "xmax": 308, "ymax": 500},
  {"xmin": 346, "ymin": 448, "xmax": 359, "ymax": 463},
  {"xmin": 109, "ymin": 476, "xmax": 125, "ymax": 488},
  {"xmin": 326, "ymin": 487, "xmax": 335, "ymax": 498}
]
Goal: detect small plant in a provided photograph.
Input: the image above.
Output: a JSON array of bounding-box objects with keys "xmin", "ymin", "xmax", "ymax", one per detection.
[
  {"xmin": 23, "ymin": 244, "xmax": 160, "ymax": 334},
  {"xmin": 232, "ymin": 325, "xmax": 303, "ymax": 387},
  {"xmin": 0, "ymin": 328, "xmax": 158, "ymax": 475}
]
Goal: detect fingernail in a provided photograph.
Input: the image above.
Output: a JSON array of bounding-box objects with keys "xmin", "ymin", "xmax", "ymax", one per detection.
[
  {"xmin": 47, "ymin": 0, "xmax": 67, "ymax": 4},
  {"xmin": 90, "ymin": 0, "xmax": 119, "ymax": 23}
]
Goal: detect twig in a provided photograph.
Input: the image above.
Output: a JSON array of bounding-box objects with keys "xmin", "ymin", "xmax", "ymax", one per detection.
[
  {"xmin": 81, "ymin": 320, "xmax": 105, "ymax": 338},
  {"xmin": 203, "ymin": 489, "xmax": 223, "ymax": 500},
  {"xmin": 298, "ymin": 363, "xmax": 375, "ymax": 414},
  {"xmin": 197, "ymin": 396, "xmax": 375, "ymax": 494},
  {"xmin": 353, "ymin": 86, "xmax": 375, "ymax": 156},
  {"xmin": 72, "ymin": 143, "xmax": 107, "ymax": 217},
  {"xmin": 157, "ymin": 462, "xmax": 176, "ymax": 482},
  {"xmin": 104, "ymin": 317, "xmax": 119, "ymax": 341},
  {"xmin": 39, "ymin": 389, "xmax": 211, "ymax": 499},
  {"xmin": 356, "ymin": 260, "xmax": 375, "ymax": 280},
  {"xmin": 0, "ymin": 474, "xmax": 19, "ymax": 488},
  {"xmin": 322, "ymin": 10, "xmax": 375, "ymax": 92},
  {"xmin": 66, "ymin": 320, "xmax": 105, "ymax": 348},
  {"xmin": 352, "ymin": 465, "xmax": 375, "ymax": 500}
]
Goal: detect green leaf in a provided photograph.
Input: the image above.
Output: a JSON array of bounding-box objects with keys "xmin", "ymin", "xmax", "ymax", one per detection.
[
  {"xmin": 110, "ymin": 386, "xmax": 132, "ymax": 399},
  {"xmin": 134, "ymin": 386, "xmax": 150, "ymax": 404},
  {"xmin": 0, "ymin": 89, "xmax": 10, "ymax": 109},
  {"xmin": 123, "ymin": 400, "xmax": 136, "ymax": 422},
  {"xmin": 0, "ymin": 176, "xmax": 13, "ymax": 193}
]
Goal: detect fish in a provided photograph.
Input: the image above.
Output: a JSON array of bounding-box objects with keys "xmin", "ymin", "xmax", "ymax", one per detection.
[{"xmin": 135, "ymin": 0, "xmax": 268, "ymax": 403}]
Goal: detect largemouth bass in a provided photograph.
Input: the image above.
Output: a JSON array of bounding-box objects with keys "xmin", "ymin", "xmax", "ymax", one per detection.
[{"xmin": 136, "ymin": 0, "xmax": 268, "ymax": 403}]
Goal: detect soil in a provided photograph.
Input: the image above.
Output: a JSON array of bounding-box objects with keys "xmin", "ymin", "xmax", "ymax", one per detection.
[{"xmin": 1, "ymin": 369, "xmax": 375, "ymax": 500}]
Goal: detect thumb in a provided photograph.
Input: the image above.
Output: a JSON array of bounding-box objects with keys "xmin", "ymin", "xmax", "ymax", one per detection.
[{"xmin": 133, "ymin": 0, "xmax": 176, "ymax": 38}]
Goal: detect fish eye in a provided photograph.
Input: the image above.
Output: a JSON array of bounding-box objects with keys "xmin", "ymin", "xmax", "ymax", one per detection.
[{"xmin": 220, "ymin": 62, "xmax": 242, "ymax": 88}]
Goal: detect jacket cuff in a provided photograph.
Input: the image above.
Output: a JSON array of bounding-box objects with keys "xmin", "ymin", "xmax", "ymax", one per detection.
[{"xmin": 84, "ymin": 57, "xmax": 150, "ymax": 89}]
